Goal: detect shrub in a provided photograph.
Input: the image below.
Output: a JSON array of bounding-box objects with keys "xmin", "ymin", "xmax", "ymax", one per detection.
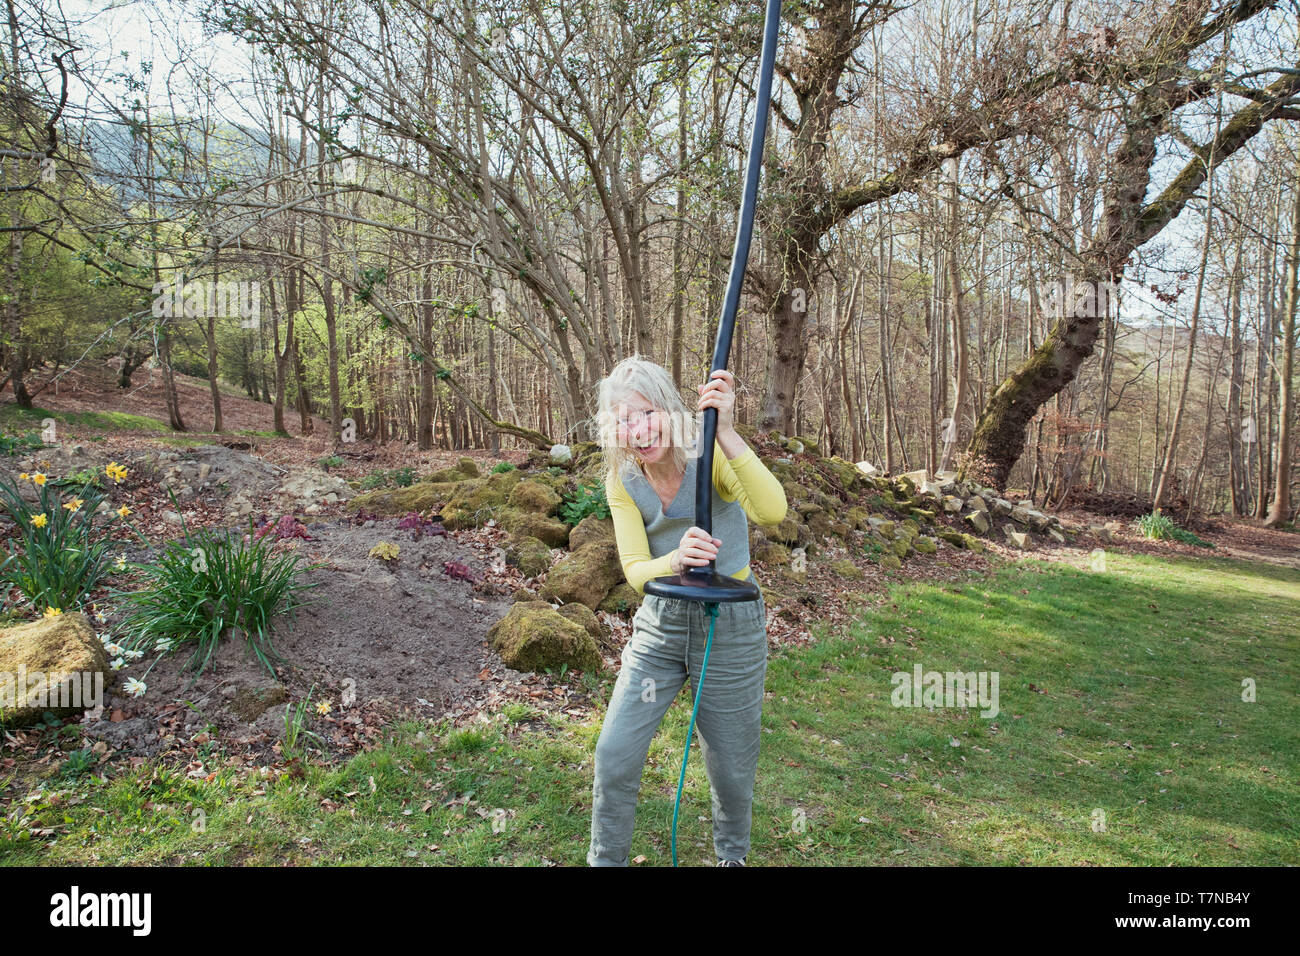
[
  {"xmin": 0, "ymin": 468, "xmax": 138, "ymax": 613},
  {"xmin": 559, "ymin": 481, "xmax": 610, "ymax": 525},
  {"xmin": 318, "ymin": 455, "xmax": 344, "ymax": 471},
  {"xmin": 491, "ymin": 462, "xmax": 516, "ymax": 474},
  {"xmin": 115, "ymin": 524, "xmax": 319, "ymax": 680}
]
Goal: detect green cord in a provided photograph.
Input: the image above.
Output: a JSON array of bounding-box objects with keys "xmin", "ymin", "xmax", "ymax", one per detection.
[{"xmin": 672, "ymin": 600, "xmax": 720, "ymax": 868}]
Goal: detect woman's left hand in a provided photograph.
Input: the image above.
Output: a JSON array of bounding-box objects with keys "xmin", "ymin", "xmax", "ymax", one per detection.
[{"xmin": 698, "ymin": 369, "xmax": 737, "ymax": 434}]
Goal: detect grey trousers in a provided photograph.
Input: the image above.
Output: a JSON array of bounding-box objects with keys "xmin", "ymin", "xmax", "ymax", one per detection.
[{"xmin": 587, "ymin": 581, "xmax": 768, "ymax": 866}]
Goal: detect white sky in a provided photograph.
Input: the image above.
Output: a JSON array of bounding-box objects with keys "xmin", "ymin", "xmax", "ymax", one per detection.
[{"xmin": 41, "ymin": 0, "xmax": 1258, "ymax": 326}]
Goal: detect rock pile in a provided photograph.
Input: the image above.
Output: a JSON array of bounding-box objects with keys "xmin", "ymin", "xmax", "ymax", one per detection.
[{"xmin": 347, "ymin": 426, "xmax": 1078, "ymax": 674}]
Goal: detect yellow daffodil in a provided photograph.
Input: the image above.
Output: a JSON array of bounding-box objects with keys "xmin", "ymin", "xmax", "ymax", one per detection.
[
  {"xmin": 31, "ymin": 512, "xmax": 48, "ymax": 528},
  {"xmin": 19, "ymin": 472, "xmax": 28, "ymax": 480},
  {"xmin": 32, "ymin": 472, "xmax": 47, "ymax": 486},
  {"xmin": 116, "ymin": 505, "xmax": 131, "ymax": 518},
  {"xmin": 105, "ymin": 462, "xmax": 129, "ymax": 483},
  {"xmin": 43, "ymin": 606, "xmax": 63, "ymax": 618},
  {"xmin": 315, "ymin": 699, "xmax": 332, "ymax": 716},
  {"xmin": 63, "ymin": 497, "xmax": 85, "ymax": 513}
]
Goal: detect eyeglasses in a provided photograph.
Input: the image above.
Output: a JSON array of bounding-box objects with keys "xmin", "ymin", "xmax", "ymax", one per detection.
[{"xmin": 615, "ymin": 408, "xmax": 657, "ymax": 429}]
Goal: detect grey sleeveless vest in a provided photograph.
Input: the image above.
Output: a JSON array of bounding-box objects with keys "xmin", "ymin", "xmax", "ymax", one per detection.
[{"xmin": 619, "ymin": 452, "xmax": 752, "ymax": 578}]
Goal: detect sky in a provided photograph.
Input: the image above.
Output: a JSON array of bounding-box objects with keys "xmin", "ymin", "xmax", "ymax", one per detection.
[
  {"xmin": 55, "ymin": 0, "xmax": 262, "ymax": 129},
  {"xmin": 38, "ymin": 0, "xmax": 1271, "ymax": 329}
]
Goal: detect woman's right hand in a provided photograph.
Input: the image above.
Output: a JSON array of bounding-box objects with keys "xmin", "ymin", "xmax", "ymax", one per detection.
[{"xmin": 672, "ymin": 526, "xmax": 721, "ymax": 574}]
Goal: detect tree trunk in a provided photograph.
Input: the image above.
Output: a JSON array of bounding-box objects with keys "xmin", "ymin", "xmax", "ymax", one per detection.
[
  {"xmin": 964, "ymin": 66, "xmax": 1300, "ymax": 488},
  {"xmin": 1265, "ymin": 155, "xmax": 1300, "ymax": 526}
]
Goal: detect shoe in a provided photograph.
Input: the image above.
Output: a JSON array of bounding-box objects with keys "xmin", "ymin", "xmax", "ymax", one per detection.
[{"xmin": 716, "ymin": 857, "xmax": 746, "ymax": 867}]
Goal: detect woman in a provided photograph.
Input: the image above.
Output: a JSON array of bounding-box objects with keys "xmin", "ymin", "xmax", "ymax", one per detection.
[{"xmin": 587, "ymin": 354, "xmax": 787, "ymax": 866}]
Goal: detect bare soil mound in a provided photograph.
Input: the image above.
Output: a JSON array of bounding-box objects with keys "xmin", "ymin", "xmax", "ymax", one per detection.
[{"xmin": 86, "ymin": 517, "xmax": 516, "ymax": 755}]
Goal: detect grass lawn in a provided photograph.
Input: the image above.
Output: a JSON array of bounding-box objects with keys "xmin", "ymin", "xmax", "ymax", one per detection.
[
  {"xmin": 0, "ymin": 405, "xmax": 171, "ymax": 437},
  {"xmin": 2, "ymin": 551, "xmax": 1295, "ymax": 865}
]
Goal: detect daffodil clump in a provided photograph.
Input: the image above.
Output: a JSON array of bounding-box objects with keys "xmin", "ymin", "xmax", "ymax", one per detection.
[
  {"xmin": 0, "ymin": 462, "xmax": 142, "ymax": 615},
  {"xmin": 113, "ymin": 523, "xmax": 318, "ymax": 681}
]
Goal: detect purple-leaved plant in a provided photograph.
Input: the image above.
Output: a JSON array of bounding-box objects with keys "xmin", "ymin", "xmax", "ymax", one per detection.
[
  {"xmin": 254, "ymin": 515, "xmax": 314, "ymax": 541},
  {"xmin": 397, "ymin": 511, "xmax": 446, "ymax": 540},
  {"xmin": 442, "ymin": 560, "xmax": 477, "ymax": 582}
]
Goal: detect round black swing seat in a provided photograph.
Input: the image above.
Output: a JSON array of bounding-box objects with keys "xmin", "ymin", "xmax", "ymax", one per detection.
[{"xmin": 644, "ymin": 567, "xmax": 761, "ymax": 604}]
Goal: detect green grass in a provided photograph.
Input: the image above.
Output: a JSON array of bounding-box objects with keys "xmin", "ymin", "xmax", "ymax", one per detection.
[
  {"xmin": 0, "ymin": 405, "xmax": 170, "ymax": 436},
  {"xmin": 2, "ymin": 551, "xmax": 1295, "ymax": 865}
]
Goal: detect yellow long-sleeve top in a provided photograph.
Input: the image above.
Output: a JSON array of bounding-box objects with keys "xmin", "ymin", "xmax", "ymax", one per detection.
[{"xmin": 607, "ymin": 440, "xmax": 788, "ymax": 595}]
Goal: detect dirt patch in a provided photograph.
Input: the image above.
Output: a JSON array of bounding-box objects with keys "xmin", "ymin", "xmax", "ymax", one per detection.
[
  {"xmin": 275, "ymin": 519, "xmax": 514, "ymax": 705},
  {"xmin": 84, "ymin": 516, "xmax": 518, "ymax": 754}
]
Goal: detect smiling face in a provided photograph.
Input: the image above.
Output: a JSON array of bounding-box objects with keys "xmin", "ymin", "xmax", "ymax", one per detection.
[{"xmin": 615, "ymin": 391, "xmax": 670, "ymax": 467}]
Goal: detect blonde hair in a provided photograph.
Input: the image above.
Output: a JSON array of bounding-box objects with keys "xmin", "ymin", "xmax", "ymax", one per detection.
[{"xmin": 593, "ymin": 354, "xmax": 700, "ymax": 490}]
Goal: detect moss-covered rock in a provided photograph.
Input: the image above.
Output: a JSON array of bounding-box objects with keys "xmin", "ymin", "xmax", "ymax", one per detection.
[
  {"xmin": 760, "ymin": 512, "xmax": 803, "ymax": 547},
  {"xmin": 501, "ymin": 510, "xmax": 571, "ymax": 548},
  {"xmin": 541, "ymin": 540, "xmax": 622, "ymax": 608},
  {"xmin": 504, "ymin": 535, "xmax": 554, "ymax": 578},
  {"xmin": 488, "ymin": 601, "xmax": 601, "ymax": 673},
  {"xmin": 891, "ymin": 536, "xmax": 912, "ymax": 559},
  {"xmin": 807, "ymin": 511, "xmax": 837, "ymax": 541},
  {"xmin": 792, "ymin": 434, "xmax": 821, "ymax": 455},
  {"xmin": 878, "ymin": 554, "xmax": 902, "ymax": 570},
  {"xmin": 570, "ymin": 441, "xmax": 601, "ymax": 466},
  {"xmin": 823, "ymin": 456, "xmax": 865, "ymax": 492},
  {"xmin": 913, "ymin": 536, "xmax": 938, "ymax": 555},
  {"xmin": 829, "ymin": 558, "xmax": 865, "ymax": 580},
  {"xmin": 751, "ymin": 538, "xmax": 791, "ymax": 565},
  {"xmin": 793, "ymin": 500, "xmax": 824, "ymax": 517},
  {"xmin": 598, "ymin": 583, "xmax": 641, "ymax": 616},
  {"xmin": 781, "ymin": 479, "xmax": 814, "ymax": 508},
  {"xmin": 568, "ymin": 514, "xmax": 615, "ymax": 552},
  {"xmin": 554, "ymin": 601, "xmax": 607, "ymax": 647},
  {"xmin": 350, "ymin": 480, "xmax": 461, "ymax": 515},
  {"xmin": 845, "ymin": 506, "xmax": 871, "ymax": 531},
  {"xmin": 428, "ymin": 457, "xmax": 482, "ymax": 483},
  {"xmin": 0, "ymin": 612, "xmax": 108, "ymax": 726},
  {"xmin": 443, "ymin": 472, "xmax": 522, "ymax": 529},
  {"xmin": 937, "ymin": 530, "xmax": 968, "ymax": 548},
  {"xmin": 866, "ymin": 517, "xmax": 895, "ymax": 538},
  {"xmin": 508, "ymin": 478, "xmax": 562, "ymax": 516}
]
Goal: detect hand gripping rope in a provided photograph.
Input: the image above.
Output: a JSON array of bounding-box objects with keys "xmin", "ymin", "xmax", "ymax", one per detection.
[{"xmin": 653, "ymin": 0, "xmax": 782, "ymax": 867}]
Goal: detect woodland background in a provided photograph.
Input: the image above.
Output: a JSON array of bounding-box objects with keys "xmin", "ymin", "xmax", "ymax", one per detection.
[{"xmin": 2, "ymin": 0, "xmax": 1299, "ymax": 523}]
